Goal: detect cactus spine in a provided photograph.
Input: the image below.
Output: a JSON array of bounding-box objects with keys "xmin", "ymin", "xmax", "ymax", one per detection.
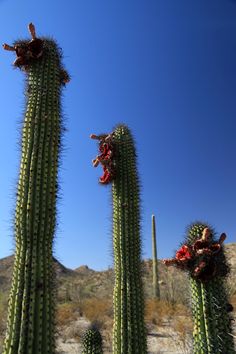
[
  {"xmin": 3, "ymin": 24, "xmax": 69, "ymax": 354},
  {"xmin": 91, "ymin": 125, "xmax": 147, "ymax": 354},
  {"xmin": 82, "ymin": 326, "xmax": 103, "ymax": 354},
  {"xmin": 152, "ymin": 214, "xmax": 160, "ymax": 299}
]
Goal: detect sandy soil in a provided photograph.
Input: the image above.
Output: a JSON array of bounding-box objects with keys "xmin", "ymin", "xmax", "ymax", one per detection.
[{"xmin": 56, "ymin": 317, "xmax": 193, "ymax": 354}]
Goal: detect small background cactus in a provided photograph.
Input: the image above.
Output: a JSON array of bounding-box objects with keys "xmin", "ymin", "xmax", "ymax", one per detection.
[
  {"xmin": 82, "ymin": 325, "xmax": 103, "ymax": 354},
  {"xmin": 152, "ymin": 214, "xmax": 160, "ymax": 299}
]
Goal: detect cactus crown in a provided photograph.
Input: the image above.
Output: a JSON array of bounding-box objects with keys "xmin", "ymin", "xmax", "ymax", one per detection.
[
  {"xmin": 186, "ymin": 222, "xmax": 229, "ymax": 280},
  {"xmin": 164, "ymin": 222, "xmax": 229, "ymax": 282},
  {"xmin": 3, "ymin": 23, "xmax": 69, "ymax": 83},
  {"xmin": 164, "ymin": 223, "xmax": 235, "ymax": 353},
  {"xmin": 186, "ymin": 222, "xmax": 209, "ymax": 244}
]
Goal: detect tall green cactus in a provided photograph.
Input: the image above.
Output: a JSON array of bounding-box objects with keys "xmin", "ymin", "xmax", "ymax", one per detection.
[
  {"xmin": 152, "ymin": 214, "xmax": 160, "ymax": 299},
  {"xmin": 91, "ymin": 125, "xmax": 147, "ymax": 354},
  {"xmin": 3, "ymin": 24, "xmax": 69, "ymax": 354},
  {"xmin": 164, "ymin": 222, "xmax": 235, "ymax": 354},
  {"xmin": 82, "ymin": 325, "xmax": 103, "ymax": 354}
]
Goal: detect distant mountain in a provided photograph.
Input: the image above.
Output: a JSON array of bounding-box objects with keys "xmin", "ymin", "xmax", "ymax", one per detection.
[{"xmin": 0, "ymin": 243, "xmax": 235, "ymax": 304}]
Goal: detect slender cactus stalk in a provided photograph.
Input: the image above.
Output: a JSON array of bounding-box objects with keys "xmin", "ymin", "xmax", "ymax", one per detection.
[
  {"xmin": 91, "ymin": 124, "xmax": 147, "ymax": 354},
  {"xmin": 2, "ymin": 23, "xmax": 69, "ymax": 354},
  {"xmin": 152, "ymin": 214, "xmax": 160, "ymax": 299},
  {"xmin": 164, "ymin": 222, "xmax": 235, "ymax": 354}
]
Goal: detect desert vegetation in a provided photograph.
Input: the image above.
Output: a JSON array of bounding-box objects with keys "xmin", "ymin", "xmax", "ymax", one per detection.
[{"xmin": 0, "ymin": 249, "xmax": 235, "ymax": 353}]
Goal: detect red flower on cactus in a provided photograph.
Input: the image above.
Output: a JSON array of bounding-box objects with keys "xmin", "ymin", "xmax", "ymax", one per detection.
[
  {"xmin": 175, "ymin": 245, "xmax": 192, "ymax": 261},
  {"xmin": 99, "ymin": 166, "xmax": 114, "ymax": 184},
  {"xmin": 91, "ymin": 132, "xmax": 116, "ymax": 184}
]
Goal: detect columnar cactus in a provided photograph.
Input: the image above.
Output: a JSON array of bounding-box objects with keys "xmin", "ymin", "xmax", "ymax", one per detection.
[
  {"xmin": 82, "ymin": 325, "xmax": 103, "ymax": 354},
  {"xmin": 164, "ymin": 223, "xmax": 235, "ymax": 354},
  {"xmin": 3, "ymin": 24, "xmax": 69, "ymax": 354},
  {"xmin": 91, "ymin": 124, "xmax": 147, "ymax": 354},
  {"xmin": 152, "ymin": 214, "xmax": 160, "ymax": 299}
]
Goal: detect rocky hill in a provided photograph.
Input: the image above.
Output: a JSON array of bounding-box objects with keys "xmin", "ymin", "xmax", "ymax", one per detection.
[{"xmin": 0, "ymin": 243, "xmax": 235, "ymax": 304}]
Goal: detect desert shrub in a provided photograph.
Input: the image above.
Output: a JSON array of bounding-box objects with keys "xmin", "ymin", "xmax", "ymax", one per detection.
[
  {"xmin": 0, "ymin": 291, "xmax": 8, "ymax": 334},
  {"xmin": 171, "ymin": 315, "xmax": 193, "ymax": 354},
  {"xmin": 227, "ymin": 276, "xmax": 236, "ymax": 298},
  {"xmin": 0, "ymin": 291, "xmax": 8, "ymax": 352},
  {"xmin": 56, "ymin": 302, "xmax": 79, "ymax": 327},
  {"xmin": 172, "ymin": 302, "xmax": 192, "ymax": 316},
  {"xmin": 145, "ymin": 299, "xmax": 175, "ymax": 326},
  {"xmin": 161, "ymin": 267, "xmax": 189, "ymax": 306},
  {"xmin": 145, "ymin": 299, "xmax": 192, "ymax": 327},
  {"xmin": 230, "ymin": 294, "xmax": 236, "ymax": 308},
  {"xmin": 80, "ymin": 298, "xmax": 113, "ymax": 324}
]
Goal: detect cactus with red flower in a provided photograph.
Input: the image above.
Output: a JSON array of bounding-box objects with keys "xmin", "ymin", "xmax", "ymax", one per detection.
[
  {"xmin": 164, "ymin": 223, "xmax": 235, "ymax": 353},
  {"xmin": 2, "ymin": 23, "xmax": 69, "ymax": 354},
  {"xmin": 91, "ymin": 125, "xmax": 147, "ymax": 354}
]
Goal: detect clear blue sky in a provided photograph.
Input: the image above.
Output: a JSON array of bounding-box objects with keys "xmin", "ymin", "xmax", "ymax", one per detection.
[{"xmin": 0, "ymin": 0, "xmax": 235, "ymax": 270}]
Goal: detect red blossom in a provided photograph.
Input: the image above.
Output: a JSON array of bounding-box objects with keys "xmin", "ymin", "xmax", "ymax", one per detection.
[
  {"xmin": 91, "ymin": 133, "xmax": 116, "ymax": 185},
  {"xmin": 175, "ymin": 245, "xmax": 192, "ymax": 261},
  {"xmin": 99, "ymin": 166, "xmax": 114, "ymax": 184}
]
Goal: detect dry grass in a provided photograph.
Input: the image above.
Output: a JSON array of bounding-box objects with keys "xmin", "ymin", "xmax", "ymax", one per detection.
[
  {"xmin": 56, "ymin": 302, "xmax": 79, "ymax": 327},
  {"xmin": 80, "ymin": 297, "xmax": 113, "ymax": 323},
  {"xmin": 0, "ymin": 292, "xmax": 8, "ymax": 334},
  {"xmin": 145, "ymin": 299, "xmax": 166, "ymax": 325},
  {"xmin": 171, "ymin": 315, "xmax": 193, "ymax": 354},
  {"xmin": 145, "ymin": 299, "xmax": 193, "ymax": 353},
  {"xmin": 230, "ymin": 294, "xmax": 236, "ymax": 309},
  {"xmin": 145, "ymin": 299, "xmax": 185, "ymax": 326},
  {"xmin": 0, "ymin": 291, "xmax": 8, "ymax": 352}
]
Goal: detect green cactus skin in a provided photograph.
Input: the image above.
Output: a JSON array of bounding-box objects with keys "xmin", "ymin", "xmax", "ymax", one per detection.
[
  {"xmin": 152, "ymin": 214, "xmax": 160, "ymax": 299},
  {"xmin": 3, "ymin": 25, "xmax": 68, "ymax": 354},
  {"xmin": 187, "ymin": 223, "xmax": 235, "ymax": 354},
  {"xmin": 112, "ymin": 125, "xmax": 147, "ymax": 354},
  {"xmin": 82, "ymin": 326, "xmax": 103, "ymax": 354}
]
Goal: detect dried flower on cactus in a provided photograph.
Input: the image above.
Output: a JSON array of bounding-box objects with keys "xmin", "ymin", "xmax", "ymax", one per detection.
[
  {"xmin": 90, "ymin": 132, "xmax": 116, "ymax": 184},
  {"xmin": 164, "ymin": 223, "xmax": 235, "ymax": 353},
  {"xmin": 3, "ymin": 23, "xmax": 43, "ymax": 68},
  {"xmin": 163, "ymin": 227, "xmax": 228, "ymax": 281},
  {"xmin": 176, "ymin": 245, "xmax": 192, "ymax": 261}
]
